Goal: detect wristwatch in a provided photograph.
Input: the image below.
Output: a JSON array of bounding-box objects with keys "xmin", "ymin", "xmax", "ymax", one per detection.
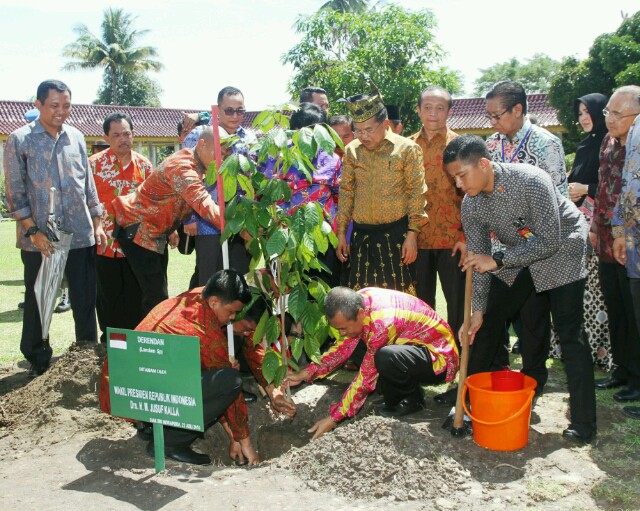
[
  {"xmin": 24, "ymin": 225, "xmax": 39, "ymax": 237},
  {"xmin": 492, "ymin": 251, "xmax": 505, "ymax": 269}
]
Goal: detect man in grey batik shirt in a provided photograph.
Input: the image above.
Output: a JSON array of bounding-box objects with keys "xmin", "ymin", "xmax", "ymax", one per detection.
[{"xmin": 443, "ymin": 134, "xmax": 596, "ymax": 445}]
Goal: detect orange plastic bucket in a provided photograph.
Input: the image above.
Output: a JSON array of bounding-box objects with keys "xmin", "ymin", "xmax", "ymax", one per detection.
[
  {"xmin": 491, "ymin": 369, "xmax": 524, "ymax": 391},
  {"xmin": 463, "ymin": 371, "xmax": 536, "ymax": 451}
]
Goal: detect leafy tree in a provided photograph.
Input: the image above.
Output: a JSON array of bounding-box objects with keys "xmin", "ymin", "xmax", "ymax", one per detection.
[
  {"xmin": 282, "ymin": 5, "xmax": 462, "ymax": 133},
  {"xmin": 96, "ymin": 69, "xmax": 162, "ymax": 107},
  {"xmin": 211, "ymin": 107, "xmax": 342, "ymax": 387},
  {"xmin": 62, "ymin": 7, "xmax": 162, "ymax": 106},
  {"xmin": 548, "ymin": 10, "xmax": 640, "ymax": 152},
  {"xmin": 473, "ymin": 53, "xmax": 561, "ymax": 97}
]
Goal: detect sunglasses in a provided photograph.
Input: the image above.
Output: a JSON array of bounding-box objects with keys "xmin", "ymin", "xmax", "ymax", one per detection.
[{"xmin": 222, "ymin": 107, "xmax": 246, "ymax": 117}]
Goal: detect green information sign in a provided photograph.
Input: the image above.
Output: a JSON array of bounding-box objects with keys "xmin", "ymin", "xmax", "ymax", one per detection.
[{"xmin": 107, "ymin": 328, "xmax": 204, "ymax": 432}]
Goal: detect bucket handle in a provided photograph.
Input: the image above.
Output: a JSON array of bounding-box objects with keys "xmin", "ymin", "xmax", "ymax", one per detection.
[{"xmin": 462, "ymin": 384, "xmax": 535, "ymax": 426}]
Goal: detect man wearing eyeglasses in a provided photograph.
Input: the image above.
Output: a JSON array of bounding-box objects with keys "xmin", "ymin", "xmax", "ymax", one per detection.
[
  {"xmin": 180, "ymin": 87, "xmax": 256, "ymax": 287},
  {"xmin": 613, "ymin": 88, "xmax": 640, "ymax": 421},
  {"xmin": 335, "ymin": 88, "xmax": 427, "ymax": 295},
  {"xmin": 593, "ymin": 86, "xmax": 640, "ymax": 406},
  {"xmin": 90, "ymin": 112, "xmax": 153, "ymax": 343},
  {"xmin": 483, "ymin": 80, "xmax": 567, "ymax": 398}
]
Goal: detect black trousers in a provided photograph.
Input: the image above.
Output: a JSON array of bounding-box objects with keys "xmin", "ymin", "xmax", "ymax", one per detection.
[
  {"xmin": 194, "ymin": 234, "xmax": 249, "ymax": 287},
  {"xmin": 470, "ymin": 269, "xmax": 596, "ymax": 436},
  {"xmin": 163, "ymin": 368, "xmax": 243, "ymax": 448},
  {"xmin": 374, "ymin": 345, "xmax": 446, "ymax": 406},
  {"xmin": 629, "ymin": 278, "xmax": 640, "ymax": 338},
  {"xmin": 96, "ymin": 255, "xmax": 144, "ymax": 343},
  {"xmin": 601, "ymin": 262, "xmax": 640, "ymax": 390},
  {"xmin": 415, "ymin": 248, "xmax": 466, "ymax": 346},
  {"xmin": 115, "ymin": 230, "xmax": 169, "ymax": 322},
  {"xmin": 21, "ymin": 247, "xmax": 97, "ymax": 366}
]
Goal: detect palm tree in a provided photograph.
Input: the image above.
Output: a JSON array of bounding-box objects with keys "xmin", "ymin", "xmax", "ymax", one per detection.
[
  {"xmin": 62, "ymin": 8, "xmax": 162, "ymax": 105},
  {"xmin": 320, "ymin": 0, "xmax": 370, "ymax": 13}
]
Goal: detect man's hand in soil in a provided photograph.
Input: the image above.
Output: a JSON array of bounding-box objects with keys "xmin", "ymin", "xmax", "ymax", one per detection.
[
  {"xmin": 267, "ymin": 384, "xmax": 297, "ymax": 417},
  {"xmin": 284, "ymin": 368, "xmax": 309, "ymax": 388},
  {"xmin": 228, "ymin": 436, "xmax": 260, "ymax": 466},
  {"xmin": 308, "ymin": 416, "xmax": 337, "ymax": 441}
]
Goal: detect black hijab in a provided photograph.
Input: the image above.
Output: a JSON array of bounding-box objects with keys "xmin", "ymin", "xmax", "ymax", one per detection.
[{"xmin": 568, "ymin": 93, "xmax": 609, "ymax": 205}]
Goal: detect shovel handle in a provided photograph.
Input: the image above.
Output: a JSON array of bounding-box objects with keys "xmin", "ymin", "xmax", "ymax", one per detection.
[{"xmin": 453, "ymin": 251, "xmax": 473, "ymax": 430}]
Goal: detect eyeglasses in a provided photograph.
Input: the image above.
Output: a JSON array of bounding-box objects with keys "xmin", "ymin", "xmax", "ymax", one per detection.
[
  {"xmin": 602, "ymin": 108, "xmax": 639, "ymax": 121},
  {"xmin": 110, "ymin": 131, "xmax": 132, "ymax": 139},
  {"xmin": 222, "ymin": 107, "xmax": 246, "ymax": 117},
  {"xmin": 485, "ymin": 107, "xmax": 511, "ymax": 122},
  {"xmin": 354, "ymin": 122, "xmax": 383, "ymax": 137}
]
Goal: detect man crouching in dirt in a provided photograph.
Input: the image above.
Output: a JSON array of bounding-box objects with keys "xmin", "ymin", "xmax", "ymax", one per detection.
[
  {"xmin": 100, "ymin": 269, "xmax": 296, "ymax": 465},
  {"xmin": 285, "ymin": 287, "xmax": 459, "ymax": 440}
]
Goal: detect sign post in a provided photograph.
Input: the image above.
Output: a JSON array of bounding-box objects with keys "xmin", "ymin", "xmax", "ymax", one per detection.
[{"xmin": 107, "ymin": 328, "xmax": 204, "ymax": 473}]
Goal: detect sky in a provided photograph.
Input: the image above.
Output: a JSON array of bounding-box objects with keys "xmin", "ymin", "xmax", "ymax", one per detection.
[{"xmin": 0, "ymin": 0, "xmax": 638, "ymax": 111}]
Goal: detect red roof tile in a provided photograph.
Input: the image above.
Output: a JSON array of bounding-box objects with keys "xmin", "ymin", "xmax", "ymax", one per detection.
[
  {"xmin": 449, "ymin": 93, "xmax": 560, "ymax": 131},
  {"xmin": 0, "ymin": 100, "xmax": 260, "ymax": 138}
]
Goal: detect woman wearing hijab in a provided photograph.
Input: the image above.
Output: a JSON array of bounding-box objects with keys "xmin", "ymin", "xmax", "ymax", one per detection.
[{"xmin": 550, "ymin": 93, "xmax": 612, "ymax": 369}]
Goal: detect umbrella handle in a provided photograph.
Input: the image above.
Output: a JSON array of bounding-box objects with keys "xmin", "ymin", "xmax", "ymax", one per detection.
[{"xmin": 49, "ymin": 187, "xmax": 56, "ymax": 215}]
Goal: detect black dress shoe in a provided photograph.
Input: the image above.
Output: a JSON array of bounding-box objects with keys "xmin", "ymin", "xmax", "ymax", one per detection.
[
  {"xmin": 433, "ymin": 387, "xmax": 458, "ymax": 406},
  {"xmin": 147, "ymin": 442, "xmax": 212, "ymax": 465},
  {"xmin": 613, "ymin": 387, "xmax": 640, "ymax": 402},
  {"xmin": 135, "ymin": 423, "xmax": 153, "ymax": 441},
  {"xmin": 594, "ymin": 375, "xmax": 627, "ymax": 390},
  {"xmin": 377, "ymin": 396, "xmax": 425, "ymax": 418},
  {"xmin": 623, "ymin": 406, "xmax": 640, "ymax": 420},
  {"xmin": 243, "ymin": 390, "xmax": 258, "ymax": 403},
  {"xmin": 562, "ymin": 428, "xmax": 595, "ymax": 445},
  {"xmin": 28, "ymin": 363, "xmax": 49, "ymax": 377}
]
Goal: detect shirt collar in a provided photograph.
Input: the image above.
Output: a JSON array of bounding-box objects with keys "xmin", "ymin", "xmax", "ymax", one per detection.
[
  {"xmin": 415, "ymin": 125, "xmax": 449, "ymax": 143},
  {"xmin": 32, "ymin": 118, "xmax": 68, "ymax": 138},
  {"xmin": 499, "ymin": 119, "xmax": 531, "ymax": 144}
]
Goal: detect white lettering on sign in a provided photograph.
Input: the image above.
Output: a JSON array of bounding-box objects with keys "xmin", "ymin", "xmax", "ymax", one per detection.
[{"xmin": 137, "ymin": 336, "xmax": 165, "ymax": 346}]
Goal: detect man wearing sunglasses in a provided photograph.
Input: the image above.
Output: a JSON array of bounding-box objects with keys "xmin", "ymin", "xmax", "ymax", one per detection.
[{"xmin": 181, "ymin": 87, "xmax": 256, "ymax": 288}]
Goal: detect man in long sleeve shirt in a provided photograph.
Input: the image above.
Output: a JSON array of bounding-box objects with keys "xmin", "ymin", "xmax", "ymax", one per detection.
[
  {"xmin": 335, "ymin": 91, "xmax": 427, "ymax": 295},
  {"xmin": 286, "ymin": 287, "xmax": 459, "ymax": 440},
  {"xmin": 3, "ymin": 80, "xmax": 106, "ymax": 375},
  {"xmin": 111, "ymin": 126, "xmax": 224, "ymax": 321},
  {"xmin": 444, "ymin": 134, "xmax": 596, "ymax": 444}
]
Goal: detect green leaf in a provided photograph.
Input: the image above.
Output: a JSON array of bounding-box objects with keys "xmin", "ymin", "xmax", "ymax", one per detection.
[
  {"xmin": 262, "ymin": 349, "xmax": 281, "ymax": 384},
  {"xmin": 288, "ymin": 283, "xmax": 308, "ymax": 322},
  {"xmin": 266, "ymin": 228, "xmax": 287, "ymax": 258},
  {"xmin": 273, "ymin": 365, "xmax": 288, "ymax": 387},
  {"xmin": 238, "ymin": 154, "xmax": 251, "ymax": 173},
  {"xmin": 295, "ymin": 127, "xmax": 317, "ymax": 162},
  {"xmin": 304, "ymin": 202, "xmax": 321, "ymax": 230},
  {"xmin": 257, "ymin": 208, "xmax": 272, "ymax": 228},
  {"xmin": 303, "ymin": 334, "xmax": 322, "ymax": 364},
  {"xmin": 222, "ymin": 172, "xmax": 237, "ymax": 202},
  {"xmin": 244, "ymin": 209, "xmax": 259, "ymax": 238},
  {"xmin": 205, "ymin": 161, "xmax": 218, "ymax": 187},
  {"xmin": 272, "ymin": 128, "xmax": 288, "ymax": 149},
  {"xmin": 220, "ymin": 153, "xmax": 240, "ymax": 178},
  {"xmin": 312, "ymin": 227, "xmax": 329, "ymax": 253},
  {"xmin": 291, "ymin": 208, "xmax": 306, "ymax": 240},
  {"xmin": 237, "ymin": 174, "xmax": 254, "ymax": 200},
  {"xmin": 313, "ymin": 124, "xmax": 336, "ymax": 155},
  {"xmin": 253, "ymin": 110, "xmax": 275, "ymax": 132},
  {"xmin": 287, "ymin": 357, "xmax": 300, "ymax": 372},
  {"xmin": 326, "ymin": 124, "xmax": 345, "ymax": 152},
  {"xmin": 252, "ymin": 310, "xmax": 269, "ymax": 346},
  {"xmin": 265, "ymin": 315, "xmax": 281, "ymax": 343},
  {"xmin": 302, "ymin": 232, "xmax": 316, "ymax": 253},
  {"xmin": 290, "ymin": 336, "xmax": 304, "ymax": 361}
]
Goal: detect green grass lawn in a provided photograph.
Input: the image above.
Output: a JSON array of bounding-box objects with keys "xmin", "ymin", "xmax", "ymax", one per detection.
[{"xmin": 0, "ymin": 220, "xmax": 195, "ymax": 363}]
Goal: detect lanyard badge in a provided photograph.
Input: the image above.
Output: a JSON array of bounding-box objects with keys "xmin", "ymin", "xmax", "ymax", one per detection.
[{"xmin": 514, "ymin": 217, "xmax": 536, "ymax": 240}]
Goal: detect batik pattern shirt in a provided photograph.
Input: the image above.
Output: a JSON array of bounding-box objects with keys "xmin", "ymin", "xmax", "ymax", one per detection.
[
  {"xmin": 261, "ymin": 148, "xmax": 341, "ymax": 231},
  {"xmin": 592, "ymin": 134, "xmax": 625, "ymax": 264},
  {"xmin": 136, "ymin": 288, "xmax": 267, "ymax": 440},
  {"xmin": 409, "ymin": 127, "xmax": 463, "ymax": 249},
  {"xmin": 486, "ymin": 120, "xmax": 568, "ymax": 197},
  {"xmin": 305, "ymin": 288, "xmax": 459, "ymax": 422},
  {"xmin": 337, "ymin": 130, "xmax": 427, "ymax": 234},
  {"xmin": 112, "ymin": 148, "xmax": 220, "ymax": 254},
  {"xmin": 4, "ymin": 119, "xmax": 102, "ymax": 250},
  {"xmin": 90, "ymin": 148, "xmax": 152, "ymax": 258},
  {"xmin": 613, "ymin": 115, "xmax": 640, "ymax": 278},
  {"xmin": 462, "ymin": 162, "xmax": 588, "ymax": 313}
]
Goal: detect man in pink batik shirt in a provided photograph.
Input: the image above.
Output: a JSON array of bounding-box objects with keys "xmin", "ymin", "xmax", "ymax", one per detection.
[{"xmin": 286, "ymin": 287, "xmax": 459, "ymax": 440}]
